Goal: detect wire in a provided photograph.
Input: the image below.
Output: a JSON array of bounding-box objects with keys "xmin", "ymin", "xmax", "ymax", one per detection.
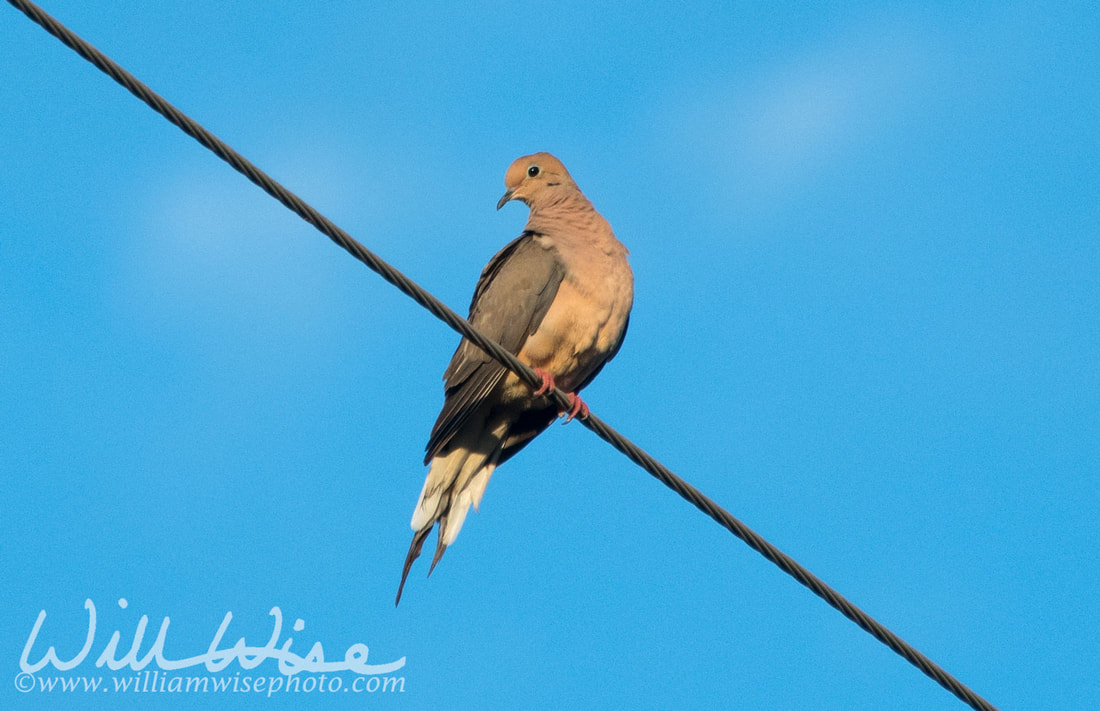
[{"xmin": 6, "ymin": 2, "xmax": 999, "ymax": 709}]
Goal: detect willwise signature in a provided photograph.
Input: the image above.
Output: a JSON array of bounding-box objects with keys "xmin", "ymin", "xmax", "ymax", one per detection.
[{"xmin": 20, "ymin": 598, "xmax": 405, "ymax": 676}]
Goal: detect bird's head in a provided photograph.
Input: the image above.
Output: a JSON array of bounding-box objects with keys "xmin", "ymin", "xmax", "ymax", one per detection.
[{"xmin": 497, "ymin": 152, "xmax": 576, "ymax": 210}]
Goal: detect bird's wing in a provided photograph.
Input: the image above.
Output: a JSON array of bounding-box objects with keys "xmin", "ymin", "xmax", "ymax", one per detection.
[{"xmin": 424, "ymin": 232, "xmax": 565, "ymax": 462}]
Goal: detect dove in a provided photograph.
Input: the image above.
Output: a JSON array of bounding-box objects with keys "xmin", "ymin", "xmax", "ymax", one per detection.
[{"xmin": 396, "ymin": 152, "xmax": 633, "ymax": 605}]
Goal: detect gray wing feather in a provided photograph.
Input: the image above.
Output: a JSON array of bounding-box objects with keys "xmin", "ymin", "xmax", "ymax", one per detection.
[{"xmin": 424, "ymin": 233, "xmax": 565, "ymax": 462}]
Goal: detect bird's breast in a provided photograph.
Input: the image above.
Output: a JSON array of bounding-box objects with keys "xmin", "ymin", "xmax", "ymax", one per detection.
[{"xmin": 516, "ymin": 246, "xmax": 633, "ymax": 393}]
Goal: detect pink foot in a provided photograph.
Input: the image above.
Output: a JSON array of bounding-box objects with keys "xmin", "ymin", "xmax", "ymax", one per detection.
[
  {"xmin": 531, "ymin": 368, "xmax": 587, "ymax": 423},
  {"xmin": 532, "ymin": 368, "xmax": 556, "ymax": 396},
  {"xmin": 562, "ymin": 393, "xmax": 589, "ymax": 424}
]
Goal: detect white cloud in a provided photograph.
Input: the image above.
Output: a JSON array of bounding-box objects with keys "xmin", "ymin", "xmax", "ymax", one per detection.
[
  {"xmin": 120, "ymin": 140, "xmax": 376, "ymax": 338},
  {"xmin": 679, "ymin": 14, "xmax": 945, "ymax": 206}
]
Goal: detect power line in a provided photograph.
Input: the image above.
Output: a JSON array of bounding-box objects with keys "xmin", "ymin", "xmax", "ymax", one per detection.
[{"xmin": 6, "ymin": 2, "xmax": 999, "ymax": 709}]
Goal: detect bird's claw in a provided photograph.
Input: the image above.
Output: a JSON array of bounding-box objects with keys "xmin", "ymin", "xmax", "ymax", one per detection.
[
  {"xmin": 532, "ymin": 368, "xmax": 587, "ymax": 423},
  {"xmin": 532, "ymin": 368, "xmax": 556, "ymax": 396},
  {"xmin": 562, "ymin": 393, "xmax": 589, "ymax": 424}
]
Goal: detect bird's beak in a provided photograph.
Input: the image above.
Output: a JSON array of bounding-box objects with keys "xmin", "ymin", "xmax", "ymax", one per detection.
[{"xmin": 496, "ymin": 189, "xmax": 515, "ymax": 211}]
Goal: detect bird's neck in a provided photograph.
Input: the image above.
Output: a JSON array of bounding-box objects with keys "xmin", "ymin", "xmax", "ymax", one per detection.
[{"xmin": 528, "ymin": 189, "xmax": 592, "ymax": 222}]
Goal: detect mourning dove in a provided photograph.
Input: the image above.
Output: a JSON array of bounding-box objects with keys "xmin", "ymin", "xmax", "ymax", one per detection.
[{"xmin": 396, "ymin": 152, "xmax": 633, "ymax": 605}]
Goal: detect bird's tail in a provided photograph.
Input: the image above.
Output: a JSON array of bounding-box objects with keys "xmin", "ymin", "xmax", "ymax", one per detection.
[{"xmin": 395, "ymin": 433, "xmax": 503, "ymax": 606}]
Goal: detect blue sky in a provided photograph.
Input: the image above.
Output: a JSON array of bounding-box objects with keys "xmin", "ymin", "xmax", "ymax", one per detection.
[{"xmin": 2, "ymin": 1, "xmax": 1098, "ymax": 709}]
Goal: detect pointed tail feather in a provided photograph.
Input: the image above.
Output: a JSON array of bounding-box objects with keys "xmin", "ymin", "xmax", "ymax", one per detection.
[
  {"xmin": 428, "ymin": 534, "xmax": 448, "ymax": 576},
  {"xmin": 395, "ymin": 526, "xmax": 432, "ymax": 606}
]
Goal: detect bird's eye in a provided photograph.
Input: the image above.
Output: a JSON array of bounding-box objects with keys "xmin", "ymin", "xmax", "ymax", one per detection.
[{"xmin": 527, "ymin": 165, "xmax": 541, "ymax": 178}]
